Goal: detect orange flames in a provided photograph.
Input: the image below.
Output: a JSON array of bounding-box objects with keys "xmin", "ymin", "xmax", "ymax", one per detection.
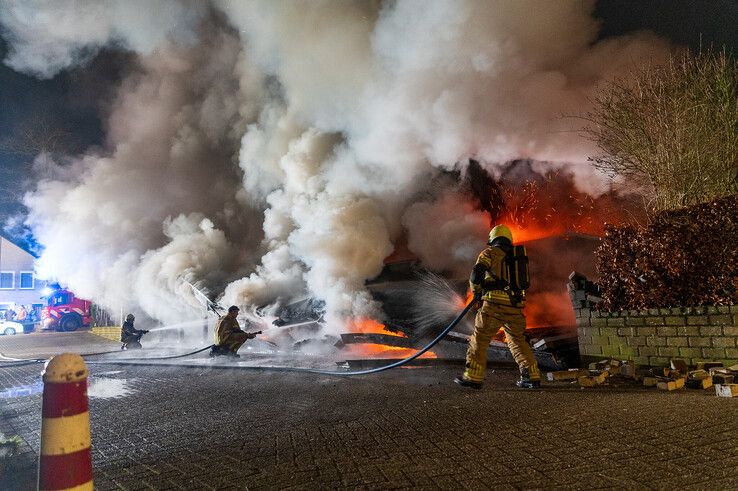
[
  {"xmin": 506, "ymin": 223, "xmax": 562, "ymax": 243},
  {"xmin": 347, "ymin": 318, "xmax": 406, "ymax": 337},
  {"xmin": 345, "ymin": 317, "xmax": 437, "ymax": 359}
]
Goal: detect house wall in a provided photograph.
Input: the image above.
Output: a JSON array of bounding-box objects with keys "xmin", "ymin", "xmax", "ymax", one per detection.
[{"xmin": 0, "ymin": 237, "xmax": 46, "ymax": 309}]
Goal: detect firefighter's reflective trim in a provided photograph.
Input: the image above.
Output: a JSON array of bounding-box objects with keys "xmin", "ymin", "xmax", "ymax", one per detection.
[
  {"xmin": 486, "ymin": 290, "xmax": 518, "ymax": 306},
  {"xmin": 39, "ymin": 354, "xmax": 93, "ymax": 491}
]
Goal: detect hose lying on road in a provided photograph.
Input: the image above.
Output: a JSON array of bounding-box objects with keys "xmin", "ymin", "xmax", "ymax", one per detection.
[
  {"xmin": 0, "ymin": 352, "xmax": 47, "ymax": 368},
  {"xmin": 84, "ymin": 295, "xmax": 479, "ymax": 377},
  {"xmin": 84, "ymin": 344, "xmax": 215, "ymax": 361}
]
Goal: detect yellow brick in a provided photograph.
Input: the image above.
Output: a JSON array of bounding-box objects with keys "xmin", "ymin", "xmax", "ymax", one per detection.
[
  {"xmin": 578, "ymin": 372, "xmax": 607, "ymax": 387},
  {"xmin": 657, "ymin": 378, "xmax": 684, "ymax": 391},
  {"xmin": 686, "ymin": 376, "xmax": 713, "ymax": 389},
  {"xmin": 643, "ymin": 376, "xmax": 659, "ymax": 387}
]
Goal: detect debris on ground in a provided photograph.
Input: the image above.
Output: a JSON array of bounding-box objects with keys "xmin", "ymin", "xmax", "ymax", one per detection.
[
  {"xmin": 546, "ymin": 358, "xmax": 738, "ymax": 396},
  {"xmin": 715, "ymin": 384, "xmax": 738, "ymax": 398},
  {"xmin": 686, "ymin": 370, "xmax": 713, "ymax": 390},
  {"xmin": 546, "ymin": 359, "xmax": 632, "ymax": 388},
  {"xmin": 546, "ymin": 368, "xmax": 587, "ymax": 381}
]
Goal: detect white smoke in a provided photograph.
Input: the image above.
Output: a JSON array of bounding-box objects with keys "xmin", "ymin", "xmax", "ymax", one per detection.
[
  {"xmin": 0, "ymin": 0, "xmax": 207, "ymax": 78},
  {"xmin": 20, "ymin": 20, "xmax": 265, "ymax": 324},
  {"xmin": 1, "ymin": 1, "xmax": 671, "ymax": 332}
]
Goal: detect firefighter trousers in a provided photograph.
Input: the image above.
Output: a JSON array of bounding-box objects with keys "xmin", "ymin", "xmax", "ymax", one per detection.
[
  {"xmin": 217, "ymin": 332, "xmax": 249, "ymax": 353},
  {"xmin": 463, "ymin": 301, "xmax": 540, "ymax": 383}
]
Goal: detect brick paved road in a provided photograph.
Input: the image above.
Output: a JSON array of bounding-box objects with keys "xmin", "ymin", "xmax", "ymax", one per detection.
[
  {"xmin": 0, "ymin": 331, "xmax": 121, "ymax": 359},
  {"xmin": 2, "ymin": 359, "xmax": 738, "ymax": 490}
]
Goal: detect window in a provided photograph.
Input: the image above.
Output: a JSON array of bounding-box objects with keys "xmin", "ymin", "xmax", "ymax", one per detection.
[
  {"xmin": 0, "ymin": 272, "xmax": 14, "ymax": 290},
  {"xmin": 19, "ymin": 272, "xmax": 34, "ymax": 290}
]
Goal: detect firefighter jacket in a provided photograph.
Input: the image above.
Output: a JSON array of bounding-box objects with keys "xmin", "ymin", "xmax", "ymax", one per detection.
[
  {"xmin": 214, "ymin": 315, "xmax": 244, "ymax": 345},
  {"xmin": 120, "ymin": 320, "xmax": 143, "ymax": 343},
  {"xmin": 469, "ymin": 246, "xmax": 523, "ymax": 307}
]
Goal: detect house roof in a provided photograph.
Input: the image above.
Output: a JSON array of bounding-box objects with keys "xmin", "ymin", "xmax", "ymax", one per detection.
[{"xmin": 0, "ymin": 232, "xmax": 39, "ymax": 259}]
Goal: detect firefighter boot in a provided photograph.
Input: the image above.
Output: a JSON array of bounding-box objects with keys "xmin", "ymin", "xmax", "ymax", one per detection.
[
  {"xmin": 454, "ymin": 376, "xmax": 482, "ymax": 390},
  {"xmin": 209, "ymin": 345, "xmax": 227, "ymax": 357},
  {"xmin": 516, "ymin": 368, "xmax": 541, "ymax": 389}
]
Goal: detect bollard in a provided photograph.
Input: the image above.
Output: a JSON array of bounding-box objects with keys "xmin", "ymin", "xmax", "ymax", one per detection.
[{"xmin": 39, "ymin": 353, "xmax": 93, "ymax": 490}]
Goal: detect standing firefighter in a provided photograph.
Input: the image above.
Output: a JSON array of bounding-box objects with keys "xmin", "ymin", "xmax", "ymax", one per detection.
[
  {"xmin": 455, "ymin": 224, "xmax": 541, "ymax": 389},
  {"xmin": 210, "ymin": 305, "xmax": 261, "ymax": 358},
  {"xmin": 121, "ymin": 314, "xmax": 149, "ymax": 350}
]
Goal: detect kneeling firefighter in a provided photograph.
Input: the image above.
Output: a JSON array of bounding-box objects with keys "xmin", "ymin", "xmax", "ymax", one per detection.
[
  {"xmin": 455, "ymin": 224, "xmax": 541, "ymax": 389},
  {"xmin": 121, "ymin": 314, "xmax": 149, "ymax": 350},
  {"xmin": 210, "ymin": 305, "xmax": 262, "ymax": 358}
]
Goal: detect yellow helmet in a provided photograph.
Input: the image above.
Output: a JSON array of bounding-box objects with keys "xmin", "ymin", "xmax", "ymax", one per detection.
[{"xmin": 488, "ymin": 224, "xmax": 513, "ymax": 245}]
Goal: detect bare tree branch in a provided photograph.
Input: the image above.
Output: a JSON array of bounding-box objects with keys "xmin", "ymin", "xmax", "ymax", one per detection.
[{"xmin": 580, "ymin": 49, "xmax": 738, "ymax": 212}]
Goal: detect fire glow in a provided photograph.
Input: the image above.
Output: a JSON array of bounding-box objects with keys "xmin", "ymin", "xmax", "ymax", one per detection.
[
  {"xmin": 345, "ymin": 318, "xmax": 437, "ymax": 359},
  {"xmin": 347, "ymin": 318, "xmax": 406, "ymax": 337},
  {"xmin": 344, "ymin": 344, "xmax": 438, "ymax": 360},
  {"xmin": 457, "ymin": 289, "xmax": 573, "ymax": 330}
]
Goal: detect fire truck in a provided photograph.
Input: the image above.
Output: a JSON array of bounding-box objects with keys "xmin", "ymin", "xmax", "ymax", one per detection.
[{"xmin": 41, "ymin": 288, "xmax": 92, "ymax": 332}]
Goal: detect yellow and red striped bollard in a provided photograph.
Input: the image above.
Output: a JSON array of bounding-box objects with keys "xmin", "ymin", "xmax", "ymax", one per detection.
[{"xmin": 39, "ymin": 353, "xmax": 93, "ymax": 490}]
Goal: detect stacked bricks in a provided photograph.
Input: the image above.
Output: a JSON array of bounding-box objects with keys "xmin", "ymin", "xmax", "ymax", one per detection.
[{"xmin": 569, "ymin": 273, "xmax": 738, "ymax": 367}]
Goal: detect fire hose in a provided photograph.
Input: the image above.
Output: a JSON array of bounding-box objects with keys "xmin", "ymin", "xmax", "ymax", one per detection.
[{"xmin": 81, "ymin": 294, "xmax": 481, "ymax": 376}]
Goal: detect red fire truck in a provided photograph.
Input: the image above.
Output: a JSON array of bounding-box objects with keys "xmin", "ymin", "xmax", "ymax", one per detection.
[{"xmin": 41, "ymin": 288, "xmax": 92, "ymax": 332}]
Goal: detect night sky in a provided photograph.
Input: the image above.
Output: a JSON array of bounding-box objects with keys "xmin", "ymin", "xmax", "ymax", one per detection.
[{"xmin": 0, "ymin": 0, "xmax": 736, "ymax": 250}]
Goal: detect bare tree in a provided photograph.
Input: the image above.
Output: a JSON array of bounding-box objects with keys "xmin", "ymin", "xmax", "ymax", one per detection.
[
  {"xmin": 0, "ymin": 114, "xmax": 77, "ymax": 158},
  {"xmin": 582, "ymin": 49, "xmax": 738, "ymax": 212}
]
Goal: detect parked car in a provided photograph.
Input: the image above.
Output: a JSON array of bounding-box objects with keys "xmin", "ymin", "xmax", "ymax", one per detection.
[{"xmin": 0, "ymin": 320, "xmax": 23, "ymax": 336}]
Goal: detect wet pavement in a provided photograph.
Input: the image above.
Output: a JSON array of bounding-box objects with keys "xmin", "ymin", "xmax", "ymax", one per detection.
[
  {"xmin": 0, "ymin": 331, "xmax": 121, "ymax": 360},
  {"xmin": 2, "ymin": 353, "xmax": 738, "ymax": 490}
]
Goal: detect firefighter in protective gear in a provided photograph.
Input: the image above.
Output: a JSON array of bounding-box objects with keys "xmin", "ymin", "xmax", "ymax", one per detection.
[
  {"xmin": 120, "ymin": 314, "xmax": 149, "ymax": 350},
  {"xmin": 454, "ymin": 224, "xmax": 541, "ymax": 389},
  {"xmin": 210, "ymin": 305, "xmax": 261, "ymax": 358}
]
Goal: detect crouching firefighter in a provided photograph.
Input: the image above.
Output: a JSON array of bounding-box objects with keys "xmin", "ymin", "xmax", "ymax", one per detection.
[
  {"xmin": 210, "ymin": 305, "xmax": 262, "ymax": 358},
  {"xmin": 121, "ymin": 314, "xmax": 149, "ymax": 350},
  {"xmin": 454, "ymin": 224, "xmax": 541, "ymax": 390}
]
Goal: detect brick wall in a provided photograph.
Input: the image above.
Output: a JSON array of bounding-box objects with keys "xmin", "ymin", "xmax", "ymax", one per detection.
[{"xmin": 569, "ymin": 274, "xmax": 738, "ymax": 367}]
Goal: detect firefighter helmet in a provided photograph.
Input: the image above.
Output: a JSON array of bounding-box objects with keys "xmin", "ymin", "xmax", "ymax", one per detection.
[
  {"xmin": 125, "ymin": 314, "xmax": 135, "ymax": 322},
  {"xmin": 488, "ymin": 224, "xmax": 513, "ymax": 245}
]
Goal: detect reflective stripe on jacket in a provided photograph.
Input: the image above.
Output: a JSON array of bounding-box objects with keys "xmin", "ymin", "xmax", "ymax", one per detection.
[{"xmin": 469, "ymin": 246, "xmax": 523, "ymax": 306}]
